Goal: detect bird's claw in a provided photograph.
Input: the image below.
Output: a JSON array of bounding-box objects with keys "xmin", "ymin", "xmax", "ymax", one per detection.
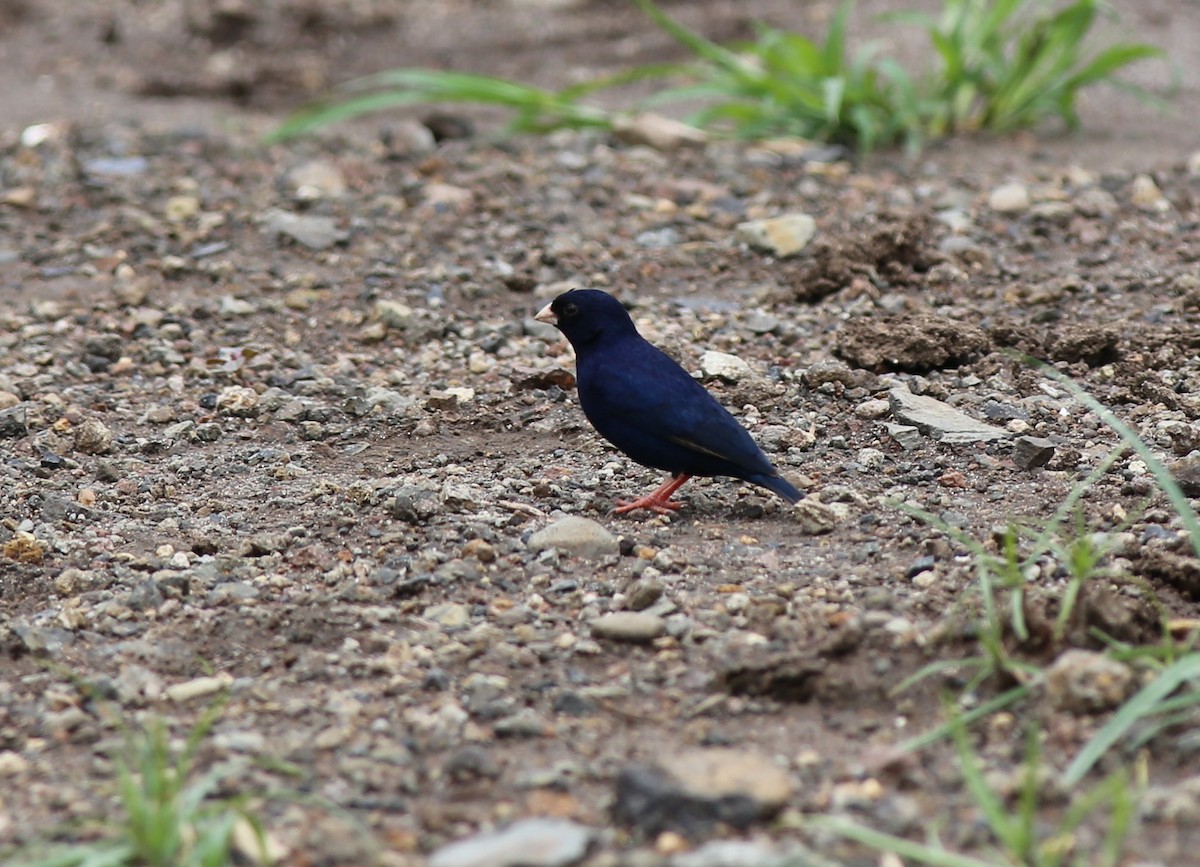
[{"xmin": 613, "ymin": 496, "xmax": 684, "ymax": 516}]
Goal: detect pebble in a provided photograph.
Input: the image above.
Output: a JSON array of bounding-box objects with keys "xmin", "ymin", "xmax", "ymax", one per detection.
[
  {"xmin": 1045, "ymin": 650, "xmax": 1133, "ymax": 713},
  {"xmin": 1011, "ymin": 435, "xmax": 1056, "ymax": 469},
  {"xmin": 735, "ymin": 213, "xmax": 817, "ymax": 258},
  {"xmin": 216, "ymin": 385, "xmax": 260, "ymax": 417},
  {"xmin": 1130, "ymin": 174, "xmax": 1168, "ymax": 212},
  {"xmin": 889, "ymin": 386, "xmax": 1009, "ymax": 443},
  {"xmin": 165, "ymin": 673, "xmax": 234, "ymax": 703},
  {"xmin": 376, "ymin": 299, "xmax": 415, "ymax": 329},
  {"xmin": 611, "ymin": 113, "xmax": 707, "ymax": 150},
  {"xmin": 288, "ymin": 159, "xmax": 346, "ymax": 200},
  {"xmin": 73, "ymin": 418, "xmax": 113, "ymax": 455},
  {"xmin": 613, "ymin": 748, "xmax": 792, "ymax": 838},
  {"xmin": 698, "ymin": 350, "xmax": 754, "ymax": 383},
  {"xmin": 0, "ymin": 406, "xmax": 29, "ymax": 438},
  {"xmin": 988, "ymin": 182, "xmax": 1030, "ymax": 213},
  {"xmin": 261, "ymin": 208, "xmax": 347, "ymax": 250},
  {"xmin": 527, "ymin": 516, "xmax": 619, "ymax": 560},
  {"xmin": 428, "ymin": 818, "xmax": 595, "ymax": 867},
  {"xmin": 590, "ymin": 612, "xmax": 667, "ymax": 643},
  {"xmin": 425, "ymin": 602, "xmax": 471, "ymax": 629},
  {"xmin": 1170, "ymin": 454, "xmax": 1200, "ymax": 497},
  {"xmin": 791, "ymin": 498, "xmax": 840, "ymax": 535}
]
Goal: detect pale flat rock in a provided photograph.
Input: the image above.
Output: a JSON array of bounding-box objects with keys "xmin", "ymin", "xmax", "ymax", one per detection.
[
  {"xmin": 699, "ymin": 350, "xmax": 754, "ymax": 383},
  {"xmin": 527, "ymin": 516, "xmax": 618, "ymax": 560},
  {"xmin": 590, "ymin": 611, "xmax": 666, "ymax": 643},
  {"xmin": 736, "ymin": 213, "xmax": 816, "ymax": 258},
  {"xmin": 888, "ymin": 387, "xmax": 1009, "ymax": 443},
  {"xmin": 429, "ymin": 818, "xmax": 594, "ymax": 867},
  {"xmin": 612, "ymin": 112, "xmax": 708, "ymax": 150}
]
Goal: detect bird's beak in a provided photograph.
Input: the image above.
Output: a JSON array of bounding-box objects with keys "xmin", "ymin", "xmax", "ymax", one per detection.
[{"xmin": 534, "ymin": 302, "xmax": 556, "ymax": 324}]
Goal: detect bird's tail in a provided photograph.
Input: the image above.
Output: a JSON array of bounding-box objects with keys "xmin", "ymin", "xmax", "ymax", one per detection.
[{"xmin": 751, "ymin": 472, "xmax": 802, "ymax": 504}]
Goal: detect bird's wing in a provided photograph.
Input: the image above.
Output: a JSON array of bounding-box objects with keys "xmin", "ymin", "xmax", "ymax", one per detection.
[{"xmin": 580, "ymin": 339, "xmax": 773, "ymax": 475}]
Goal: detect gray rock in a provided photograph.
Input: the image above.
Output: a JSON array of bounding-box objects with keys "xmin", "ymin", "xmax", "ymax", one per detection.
[
  {"xmin": 884, "ymin": 423, "xmax": 921, "ymax": 450},
  {"xmin": 613, "ymin": 748, "xmax": 793, "ymax": 838},
  {"xmin": 625, "ymin": 578, "xmax": 664, "ymax": 611},
  {"xmin": 591, "ymin": 612, "xmax": 666, "ymax": 643},
  {"xmin": 261, "ymin": 208, "xmax": 347, "ymax": 250},
  {"xmin": 0, "ymin": 406, "xmax": 28, "ymax": 439},
  {"xmin": 527, "ymin": 517, "xmax": 618, "ymax": 560},
  {"xmin": 205, "ymin": 581, "xmax": 260, "ymax": 606},
  {"xmin": 889, "ymin": 387, "xmax": 1009, "ymax": 444},
  {"xmin": 73, "ymin": 418, "xmax": 113, "ymax": 455},
  {"xmin": 1012, "ymin": 435, "xmax": 1056, "ymax": 469},
  {"xmin": 429, "ymin": 818, "xmax": 595, "ymax": 867},
  {"xmin": 1170, "ymin": 454, "xmax": 1200, "ymax": 497},
  {"xmin": 673, "ymin": 840, "xmax": 790, "ymax": 867}
]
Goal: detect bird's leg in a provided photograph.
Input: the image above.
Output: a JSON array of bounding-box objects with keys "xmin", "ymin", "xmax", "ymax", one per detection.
[{"xmin": 614, "ymin": 474, "xmax": 692, "ymax": 515}]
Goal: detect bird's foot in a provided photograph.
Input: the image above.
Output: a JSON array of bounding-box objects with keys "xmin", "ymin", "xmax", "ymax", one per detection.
[
  {"xmin": 612, "ymin": 474, "xmax": 692, "ymax": 516},
  {"xmin": 613, "ymin": 495, "xmax": 684, "ymax": 516}
]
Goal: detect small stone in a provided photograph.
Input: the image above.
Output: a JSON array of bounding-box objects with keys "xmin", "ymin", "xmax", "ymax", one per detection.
[
  {"xmin": 261, "ymin": 208, "xmax": 347, "ymax": 250},
  {"xmin": 493, "ymin": 709, "xmax": 552, "ymax": 738},
  {"xmin": 422, "ymin": 182, "xmax": 474, "ymax": 211},
  {"xmin": 735, "ymin": 213, "xmax": 817, "ymax": 258},
  {"xmin": 164, "ymin": 195, "xmax": 200, "ymax": 223},
  {"xmin": 0, "ymin": 751, "xmax": 30, "ymax": 777},
  {"xmin": 73, "ymin": 418, "xmax": 113, "ymax": 455},
  {"xmin": 1130, "ymin": 174, "xmax": 1168, "ymax": 212},
  {"xmin": 1170, "ymin": 455, "xmax": 1200, "ymax": 497},
  {"xmin": 1074, "ymin": 187, "xmax": 1118, "ymax": 218},
  {"xmin": 288, "ymin": 159, "xmax": 346, "ymax": 200},
  {"xmin": 1012, "ymin": 435, "xmax": 1056, "ymax": 470},
  {"xmin": 0, "ymin": 406, "xmax": 27, "ymax": 438},
  {"xmin": 425, "ymin": 602, "xmax": 471, "ymax": 629},
  {"xmin": 375, "ymin": 299, "xmax": 415, "ymax": 329},
  {"xmin": 165, "ymin": 673, "xmax": 234, "ymax": 703},
  {"xmin": 612, "ymin": 113, "xmax": 707, "ymax": 150},
  {"xmin": 988, "ymin": 182, "xmax": 1030, "ymax": 213},
  {"xmin": 3, "ymin": 531, "xmax": 43, "ymax": 563},
  {"xmin": 590, "ymin": 612, "xmax": 666, "ymax": 643},
  {"xmin": 216, "ymin": 385, "xmax": 259, "ymax": 417},
  {"xmin": 625, "ymin": 578, "xmax": 664, "ymax": 611},
  {"xmin": 462, "ymin": 539, "xmax": 496, "ymax": 562},
  {"xmin": 885, "ymin": 424, "xmax": 922, "ymax": 450},
  {"xmin": 889, "ymin": 386, "xmax": 1009, "ymax": 444},
  {"xmin": 206, "ymin": 581, "xmax": 260, "ymax": 605},
  {"xmin": 699, "ymin": 350, "xmax": 754, "ymax": 383},
  {"xmin": 613, "ymin": 748, "xmax": 792, "ymax": 838},
  {"xmin": 428, "ymin": 818, "xmax": 594, "ymax": 867},
  {"xmin": 791, "ymin": 497, "xmax": 840, "ymax": 535},
  {"xmin": 1045, "ymin": 650, "xmax": 1133, "ymax": 714},
  {"xmin": 527, "ymin": 516, "xmax": 618, "ymax": 560}
]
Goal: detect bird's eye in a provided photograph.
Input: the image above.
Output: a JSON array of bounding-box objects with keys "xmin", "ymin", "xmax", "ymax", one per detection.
[{"xmin": 561, "ymin": 302, "xmax": 579, "ymax": 318}]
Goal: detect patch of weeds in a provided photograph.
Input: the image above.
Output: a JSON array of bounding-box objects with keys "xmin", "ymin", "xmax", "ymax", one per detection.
[
  {"xmin": 269, "ymin": 0, "xmax": 1164, "ymax": 153},
  {"xmin": 8, "ymin": 696, "xmax": 274, "ymax": 867},
  {"xmin": 892, "ymin": 444, "xmax": 1134, "ymax": 704},
  {"xmin": 810, "ymin": 709, "xmax": 1140, "ymax": 866}
]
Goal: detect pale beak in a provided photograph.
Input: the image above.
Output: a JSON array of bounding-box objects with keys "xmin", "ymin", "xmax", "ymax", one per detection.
[{"xmin": 534, "ymin": 302, "xmax": 557, "ymax": 324}]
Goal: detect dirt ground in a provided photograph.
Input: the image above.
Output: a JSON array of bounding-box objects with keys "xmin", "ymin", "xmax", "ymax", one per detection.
[{"xmin": 2, "ymin": 1, "xmax": 1200, "ymax": 864}]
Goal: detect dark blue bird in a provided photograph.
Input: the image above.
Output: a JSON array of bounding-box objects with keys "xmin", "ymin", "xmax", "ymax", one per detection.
[{"xmin": 535, "ymin": 289, "xmax": 801, "ymax": 515}]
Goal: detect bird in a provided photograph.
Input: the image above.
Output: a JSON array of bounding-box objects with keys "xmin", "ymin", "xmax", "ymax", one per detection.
[{"xmin": 534, "ymin": 288, "xmax": 801, "ymax": 515}]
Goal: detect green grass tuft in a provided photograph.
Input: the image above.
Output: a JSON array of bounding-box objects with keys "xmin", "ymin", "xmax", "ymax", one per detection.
[{"xmin": 268, "ymin": 0, "xmax": 1165, "ymax": 153}]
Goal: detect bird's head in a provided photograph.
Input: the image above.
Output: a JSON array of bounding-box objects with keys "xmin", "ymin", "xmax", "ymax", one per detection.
[{"xmin": 534, "ymin": 288, "xmax": 638, "ymax": 350}]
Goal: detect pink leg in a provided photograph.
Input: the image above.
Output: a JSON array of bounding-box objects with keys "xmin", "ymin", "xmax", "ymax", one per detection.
[{"xmin": 614, "ymin": 474, "xmax": 692, "ymax": 516}]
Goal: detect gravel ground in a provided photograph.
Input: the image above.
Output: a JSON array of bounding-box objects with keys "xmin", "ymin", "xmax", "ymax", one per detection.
[{"xmin": 3, "ymin": 2, "xmax": 1200, "ymax": 866}]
